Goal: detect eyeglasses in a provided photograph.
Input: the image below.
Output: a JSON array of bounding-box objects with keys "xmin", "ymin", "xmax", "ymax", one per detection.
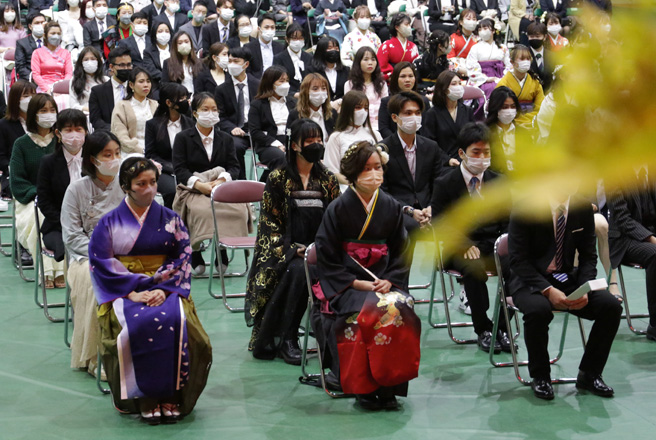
[{"xmin": 114, "ymin": 63, "xmax": 133, "ymax": 69}]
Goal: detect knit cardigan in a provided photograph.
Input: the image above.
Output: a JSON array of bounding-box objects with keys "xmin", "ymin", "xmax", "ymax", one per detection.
[{"xmin": 9, "ymin": 133, "xmax": 56, "ymax": 204}]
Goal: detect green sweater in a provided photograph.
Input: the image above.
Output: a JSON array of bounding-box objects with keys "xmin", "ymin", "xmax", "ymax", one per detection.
[{"xmin": 9, "ymin": 134, "xmax": 56, "ymax": 205}]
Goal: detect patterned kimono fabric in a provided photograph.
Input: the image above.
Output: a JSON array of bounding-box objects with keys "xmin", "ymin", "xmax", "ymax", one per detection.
[
  {"xmin": 245, "ymin": 168, "xmax": 340, "ymax": 358},
  {"xmin": 89, "ymin": 200, "xmax": 212, "ymax": 414},
  {"xmin": 315, "ymin": 187, "xmax": 421, "ymax": 395}
]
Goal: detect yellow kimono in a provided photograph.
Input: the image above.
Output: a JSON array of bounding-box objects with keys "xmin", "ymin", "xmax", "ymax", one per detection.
[{"xmin": 495, "ymin": 73, "xmax": 545, "ymax": 128}]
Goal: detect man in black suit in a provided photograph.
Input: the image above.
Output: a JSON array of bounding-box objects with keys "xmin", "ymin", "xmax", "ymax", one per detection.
[
  {"xmin": 526, "ymin": 22, "xmax": 553, "ymax": 92},
  {"xmin": 201, "ymin": 0, "xmax": 236, "ymax": 55},
  {"xmin": 608, "ymin": 166, "xmax": 656, "ymax": 341},
  {"xmin": 83, "ymin": 0, "xmax": 117, "ymax": 57},
  {"xmin": 245, "ymin": 13, "xmax": 283, "ymax": 79},
  {"xmin": 142, "ymin": 0, "xmax": 167, "ymax": 26},
  {"xmin": 88, "ymin": 46, "xmax": 133, "ymax": 131},
  {"xmin": 468, "ymin": 0, "xmax": 502, "ymax": 20},
  {"xmin": 117, "ymin": 11, "xmax": 151, "ymax": 69},
  {"xmin": 154, "ymin": 0, "xmax": 189, "ymax": 35},
  {"xmin": 215, "ymin": 46, "xmax": 260, "ymax": 180},
  {"xmin": 508, "ymin": 193, "xmax": 622, "ymax": 400},
  {"xmin": 15, "ymin": 13, "xmax": 47, "ymax": 82},
  {"xmin": 180, "ymin": 0, "xmax": 208, "ymax": 53},
  {"xmin": 431, "ymin": 122, "xmax": 511, "ymax": 353}
]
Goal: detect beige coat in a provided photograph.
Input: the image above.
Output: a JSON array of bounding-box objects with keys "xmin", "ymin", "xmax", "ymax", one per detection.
[
  {"xmin": 110, "ymin": 98, "xmax": 158, "ymax": 155},
  {"xmin": 508, "ymin": 0, "xmax": 527, "ymax": 39},
  {"xmin": 173, "ymin": 167, "xmax": 253, "ymax": 248}
]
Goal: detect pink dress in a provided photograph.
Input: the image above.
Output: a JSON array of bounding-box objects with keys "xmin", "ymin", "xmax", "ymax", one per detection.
[{"xmin": 30, "ymin": 47, "xmax": 73, "ymax": 93}]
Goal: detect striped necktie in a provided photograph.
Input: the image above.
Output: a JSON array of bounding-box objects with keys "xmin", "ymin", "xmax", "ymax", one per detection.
[
  {"xmin": 553, "ymin": 205, "xmax": 568, "ymax": 282},
  {"xmin": 469, "ymin": 177, "xmax": 480, "ymax": 198}
]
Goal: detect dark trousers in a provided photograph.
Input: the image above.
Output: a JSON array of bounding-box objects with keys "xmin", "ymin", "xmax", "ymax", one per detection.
[
  {"xmin": 232, "ymin": 135, "xmax": 250, "ymax": 180},
  {"xmin": 512, "ymin": 276, "xmax": 621, "ymax": 380},
  {"xmin": 42, "ymin": 230, "xmax": 65, "ymax": 262},
  {"xmin": 622, "ymin": 240, "xmax": 656, "ymax": 326},
  {"xmin": 256, "ymin": 142, "xmax": 287, "ymax": 181},
  {"xmin": 157, "ymin": 173, "xmax": 177, "ymax": 209}
]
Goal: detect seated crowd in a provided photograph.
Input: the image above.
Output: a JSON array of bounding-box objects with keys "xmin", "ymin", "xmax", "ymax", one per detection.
[{"xmin": 1, "ymin": 0, "xmax": 642, "ymax": 423}]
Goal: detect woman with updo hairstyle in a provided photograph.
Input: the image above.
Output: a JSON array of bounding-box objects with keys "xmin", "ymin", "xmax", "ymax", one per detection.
[
  {"xmin": 465, "ymin": 18, "xmax": 512, "ymax": 96},
  {"xmin": 31, "ymin": 21, "xmax": 73, "ymax": 94},
  {"xmin": 314, "ymin": 140, "xmax": 421, "ymax": 410},
  {"xmin": 414, "ymin": 29, "xmax": 451, "ymax": 84},
  {"xmin": 61, "ymin": 129, "xmax": 124, "ymax": 378},
  {"xmin": 88, "ymin": 156, "xmax": 212, "ymax": 424},
  {"xmin": 245, "ymin": 118, "xmax": 340, "ymax": 365},
  {"xmin": 376, "ymin": 13, "xmax": 419, "ymax": 80}
]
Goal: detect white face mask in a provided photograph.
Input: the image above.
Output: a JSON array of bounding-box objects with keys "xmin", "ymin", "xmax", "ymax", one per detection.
[
  {"xmin": 447, "ymin": 84, "xmax": 465, "ymax": 101},
  {"xmin": 260, "ymin": 29, "xmax": 275, "ymax": 42},
  {"xmin": 193, "ymin": 13, "xmax": 205, "ymax": 24},
  {"xmin": 220, "ymin": 8, "xmax": 234, "ymax": 21},
  {"xmin": 37, "ymin": 113, "xmax": 57, "ymax": 129},
  {"xmin": 19, "ymin": 96, "xmax": 31, "ymax": 113},
  {"xmin": 82, "ymin": 59, "xmax": 98, "ymax": 74},
  {"xmin": 357, "ymin": 18, "xmax": 370, "ymax": 31},
  {"xmin": 85, "ymin": 9, "xmax": 95, "ymax": 20},
  {"xmin": 217, "ymin": 55, "xmax": 229, "ymax": 70},
  {"xmin": 167, "ymin": 2, "xmax": 180, "ymax": 13},
  {"xmin": 353, "ymin": 108, "xmax": 368, "ymax": 126},
  {"xmin": 196, "ymin": 111, "xmax": 220, "ymax": 128},
  {"xmin": 515, "ymin": 60, "xmax": 531, "ymax": 73},
  {"xmin": 95, "ymin": 6, "xmax": 108, "ymax": 20},
  {"xmin": 463, "ymin": 19, "xmax": 477, "ymax": 32},
  {"xmin": 68, "ymin": 0, "xmax": 80, "ymax": 7},
  {"xmin": 396, "ymin": 115, "xmax": 422, "ymax": 134},
  {"xmin": 497, "ymin": 108, "xmax": 516, "ymax": 125},
  {"xmin": 464, "ymin": 155, "xmax": 491, "ymax": 175},
  {"xmin": 227, "ymin": 62, "xmax": 243, "ymax": 77},
  {"xmin": 478, "ymin": 29, "xmax": 492, "ymax": 41},
  {"xmin": 547, "ymin": 24, "xmax": 562, "ymax": 36},
  {"xmin": 357, "ymin": 169, "xmax": 383, "ymax": 193},
  {"xmin": 133, "ymin": 24, "xmax": 148, "ymax": 36},
  {"xmin": 239, "ymin": 25, "xmax": 253, "ymax": 38},
  {"xmin": 399, "ymin": 25, "xmax": 412, "ymax": 38},
  {"xmin": 309, "ymin": 90, "xmax": 327, "ymax": 107},
  {"xmin": 289, "ymin": 40, "xmax": 304, "ymax": 53},
  {"xmin": 274, "ymin": 82, "xmax": 290, "ymax": 97},
  {"xmin": 61, "ymin": 131, "xmax": 85, "ymax": 154},
  {"xmin": 95, "ymin": 157, "xmax": 120, "ymax": 177},
  {"xmin": 177, "ymin": 42, "xmax": 192, "ymax": 56},
  {"xmin": 4, "ymin": 12, "xmax": 16, "ymax": 23},
  {"xmin": 156, "ymin": 32, "xmax": 171, "ymax": 46},
  {"xmin": 155, "ymin": 0, "xmax": 164, "ymax": 5},
  {"xmin": 32, "ymin": 24, "xmax": 44, "ymax": 38}
]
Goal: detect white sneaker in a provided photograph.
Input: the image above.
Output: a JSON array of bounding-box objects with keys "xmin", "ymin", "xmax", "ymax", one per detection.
[
  {"xmin": 0, "ymin": 200, "xmax": 7, "ymax": 212},
  {"xmin": 459, "ymin": 287, "xmax": 472, "ymax": 315},
  {"xmin": 192, "ymin": 264, "xmax": 206, "ymax": 276}
]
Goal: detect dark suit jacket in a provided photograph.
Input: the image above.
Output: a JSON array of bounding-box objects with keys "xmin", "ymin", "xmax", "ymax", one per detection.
[
  {"xmin": 88, "ymin": 81, "xmax": 115, "ymax": 132},
  {"xmin": 0, "ymin": 119, "xmax": 25, "ymax": 176},
  {"xmin": 246, "ymin": 38, "xmax": 285, "ymax": 79},
  {"xmin": 215, "ymin": 74, "xmax": 260, "ymax": 132},
  {"xmin": 172, "ymin": 126, "xmax": 241, "ymax": 185},
  {"xmin": 227, "ymin": 35, "xmax": 256, "ymax": 49},
  {"xmin": 142, "ymin": 3, "xmax": 167, "ymax": 27},
  {"xmin": 36, "ymin": 149, "xmax": 70, "ymax": 236},
  {"xmin": 469, "ymin": 0, "xmax": 502, "ymax": 19},
  {"xmin": 422, "ymin": 102, "xmax": 474, "ymax": 159},
  {"xmin": 508, "ymin": 195, "xmax": 598, "ymax": 295},
  {"xmin": 307, "ymin": 64, "xmax": 350, "ymax": 101},
  {"xmin": 83, "ymin": 16, "xmax": 118, "ymax": 55},
  {"xmin": 530, "ymin": 48, "xmax": 553, "ymax": 92},
  {"xmin": 381, "ymin": 133, "xmax": 447, "ymax": 210},
  {"xmin": 290, "ymin": 0, "xmax": 320, "ymax": 26},
  {"xmin": 273, "ymin": 49, "xmax": 313, "ymax": 95},
  {"xmin": 247, "ymin": 96, "xmax": 297, "ymax": 154},
  {"xmin": 15, "ymin": 36, "xmax": 37, "ymax": 81},
  {"xmin": 378, "ymin": 95, "xmax": 431, "ymax": 139},
  {"xmin": 117, "ymin": 35, "xmax": 151, "ymax": 68},
  {"xmin": 286, "ymin": 108, "xmax": 338, "ymax": 140},
  {"xmin": 193, "ymin": 68, "xmax": 220, "ymax": 95},
  {"xmin": 431, "ymin": 166, "xmax": 507, "ymax": 254},
  {"xmin": 143, "ymin": 44, "xmax": 165, "ymax": 83},
  {"xmin": 153, "ymin": 13, "xmax": 189, "ymax": 35},
  {"xmin": 540, "ymin": 0, "xmax": 568, "ymax": 18},
  {"xmin": 427, "ymin": 0, "xmax": 459, "ymax": 23},
  {"xmin": 145, "ymin": 114, "xmax": 195, "ymax": 175},
  {"xmin": 179, "ymin": 21, "xmax": 204, "ymax": 53},
  {"xmin": 234, "ymin": 0, "xmax": 270, "ymax": 16},
  {"xmin": 162, "ymin": 60, "xmax": 207, "ymax": 85},
  {"xmin": 608, "ymin": 176, "xmax": 656, "ymax": 268},
  {"xmin": 201, "ymin": 20, "xmax": 236, "ymax": 56}
]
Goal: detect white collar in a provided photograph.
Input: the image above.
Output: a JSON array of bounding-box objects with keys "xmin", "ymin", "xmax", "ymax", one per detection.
[
  {"xmin": 270, "ymin": 96, "xmax": 286, "ymax": 104},
  {"xmin": 196, "ymin": 125, "xmax": 214, "ymax": 142},
  {"xmin": 168, "ymin": 118, "xmax": 181, "ymax": 128},
  {"xmin": 63, "ymin": 148, "xmax": 82, "ymax": 164}
]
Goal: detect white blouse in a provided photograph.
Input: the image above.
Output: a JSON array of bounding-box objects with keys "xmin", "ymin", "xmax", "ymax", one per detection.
[
  {"xmin": 343, "ymin": 81, "xmax": 389, "ymax": 132},
  {"xmin": 181, "ymin": 62, "xmax": 194, "ymax": 96},
  {"xmin": 324, "ymin": 125, "xmax": 382, "ymax": 192},
  {"xmin": 69, "ymin": 76, "xmax": 107, "ymax": 111},
  {"xmin": 130, "ymin": 97, "xmax": 154, "ymax": 152},
  {"xmin": 269, "ymin": 97, "xmax": 289, "ymax": 137}
]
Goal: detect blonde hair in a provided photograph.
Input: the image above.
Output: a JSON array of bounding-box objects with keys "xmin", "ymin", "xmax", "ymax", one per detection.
[{"xmin": 297, "ymin": 73, "xmax": 333, "ymax": 121}]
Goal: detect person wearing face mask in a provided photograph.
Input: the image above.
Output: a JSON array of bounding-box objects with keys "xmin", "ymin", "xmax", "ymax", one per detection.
[
  {"xmin": 82, "ymin": 0, "xmax": 117, "ymax": 56},
  {"xmin": 314, "ymin": 0, "xmax": 348, "ymax": 44},
  {"xmin": 89, "ymin": 46, "xmax": 134, "ymax": 131},
  {"xmin": 173, "ymin": 92, "xmax": 250, "ymax": 276},
  {"xmin": 447, "ymin": 8, "xmax": 477, "ymax": 66},
  {"xmin": 431, "ymin": 122, "xmax": 512, "ymax": 354},
  {"xmin": 60, "ymin": 130, "xmax": 125, "ymax": 380},
  {"xmin": 544, "ymin": 12, "xmax": 569, "ymax": 52},
  {"xmin": 89, "ymin": 156, "xmax": 212, "ymax": 422},
  {"xmin": 377, "ymin": 13, "xmax": 419, "ymax": 81},
  {"xmin": 246, "ymin": 118, "xmax": 339, "ymax": 365},
  {"xmin": 194, "ymin": 42, "xmax": 228, "ymax": 94},
  {"xmin": 273, "ymin": 23, "xmax": 312, "ymax": 96},
  {"xmin": 31, "ymin": 21, "xmax": 73, "ymax": 94},
  {"xmin": 145, "ymin": 83, "xmax": 194, "ymax": 208},
  {"xmin": 308, "ymin": 36, "xmax": 350, "ymax": 102},
  {"xmin": 143, "ymin": 21, "xmax": 173, "ymax": 89},
  {"xmin": 69, "ymin": 46, "xmax": 107, "ymax": 112},
  {"xmin": 341, "ymin": 6, "xmax": 382, "ymax": 69},
  {"xmin": 324, "ymin": 90, "xmax": 381, "ymax": 192},
  {"xmin": 465, "ymin": 19, "xmax": 512, "ymax": 95},
  {"xmin": 315, "ymin": 140, "xmax": 421, "ymax": 410},
  {"xmin": 525, "ymin": 21, "xmax": 554, "ymax": 92},
  {"xmin": 245, "ymin": 13, "xmax": 284, "ymax": 79},
  {"xmin": 179, "ymin": 0, "xmax": 209, "ymax": 52},
  {"xmin": 423, "ymin": 70, "xmax": 474, "ymax": 159},
  {"xmin": 0, "ymin": 4, "xmax": 27, "ymax": 54},
  {"xmin": 226, "ymin": 13, "xmax": 256, "ymax": 49},
  {"xmin": 248, "ymin": 66, "xmax": 297, "ymax": 179},
  {"xmin": 485, "ymin": 86, "xmax": 521, "ymax": 174},
  {"xmin": 287, "ymin": 73, "xmax": 337, "ymax": 144},
  {"xmin": 53, "ymin": 0, "xmax": 86, "ymax": 62},
  {"xmin": 414, "ymin": 29, "xmax": 451, "ymax": 84},
  {"xmin": 153, "ymin": 0, "xmax": 189, "ymax": 34},
  {"xmin": 200, "ymin": 0, "xmax": 235, "ymax": 54},
  {"xmin": 344, "ymin": 46, "xmax": 388, "ymax": 131},
  {"xmin": 0, "ymin": 81, "xmax": 37, "ymax": 201},
  {"xmin": 99, "ymin": 3, "xmax": 136, "ymax": 60},
  {"xmin": 10, "ymin": 93, "xmax": 66, "ymax": 289},
  {"xmin": 215, "ymin": 46, "xmax": 260, "ymax": 179},
  {"xmin": 15, "ymin": 13, "xmax": 47, "ymax": 82},
  {"xmin": 495, "ymin": 44, "xmax": 545, "ymax": 128},
  {"xmin": 142, "ymin": 0, "xmax": 168, "ymax": 27},
  {"xmin": 162, "ymin": 30, "xmax": 206, "ymax": 96},
  {"xmin": 117, "ymin": 12, "xmax": 152, "ymax": 70}
]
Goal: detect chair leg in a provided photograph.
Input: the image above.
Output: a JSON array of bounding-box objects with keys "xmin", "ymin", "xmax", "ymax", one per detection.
[
  {"xmin": 618, "ymin": 265, "xmax": 648, "ymax": 335},
  {"xmin": 33, "ymin": 239, "xmax": 66, "ymax": 322},
  {"xmin": 64, "ymin": 281, "xmax": 73, "ymax": 347},
  {"xmin": 12, "ymin": 211, "xmax": 34, "ymax": 282},
  {"xmin": 96, "ymin": 353, "xmax": 110, "ymax": 394}
]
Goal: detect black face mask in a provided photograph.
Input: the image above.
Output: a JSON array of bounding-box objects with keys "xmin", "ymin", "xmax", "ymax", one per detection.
[
  {"xmin": 528, "ymin": 39, "xmax": 544, "ymax": 50},
  {"xmin": 300, "ymin": 142, "xmax": 324, "ymax": 163},
  {"xmin": 175, "ymin": 99, "xmax": 190, "ymax": 115},
  {"xmin": 325, "ymin": 50, "xmax": 340, "ymax": 64},
  {"xmin": 116, "ymin": 68, "xmax": 131, "ymax": 82}
]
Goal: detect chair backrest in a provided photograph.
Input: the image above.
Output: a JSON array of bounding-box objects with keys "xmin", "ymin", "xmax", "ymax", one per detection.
[
  {"xmin": 52, "ymin": 79, "xmax": 70, "ymax": 95},
  {"xmin": 495, "ymin": 233, "xmax": 509, "ymax": 259},
  {"xmin": 211, "ymin": 180, "xmax": 265, "ymax": 204},
  {"xmin": 4, "ymin": 48, "xmax": 15, "ymax": 62},
  {"xmin": 305, "ymin": 242, "xmax": 317, "ymax": 266},
  {"xmin": 463, "ymin": 85, "xmax": 485, "ymax": 101}
]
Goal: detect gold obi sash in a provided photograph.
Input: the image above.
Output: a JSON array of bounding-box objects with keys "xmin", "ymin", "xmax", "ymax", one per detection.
[{"xmin": 117, "ymin": 255, "xmax": 166, "ymax": 276}]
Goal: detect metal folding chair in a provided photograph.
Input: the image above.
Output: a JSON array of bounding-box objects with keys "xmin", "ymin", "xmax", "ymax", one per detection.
[
  {"xmin": 407, "ymin": 225, "xmax": 437, "ymax": 300},
  {"xmin": 247, "ymin": 135, "xmax": 269, "ymax": 182},
  {"xmin": 0, "ymin": 191, "xmax": 12, "ymax": 257},
  {"xmin": 63, "ymin": 251, "xmax": 73, "ymax": 347},
  {"xmin": 11, "ymin": 198, "xmax": 34, "ymax": 281},
  {"xmin": 617, "ymin": 263, "xmax": 649, "ymax": 335},
  {"xmin": 488, "ymin": 234, "xmax": 587, "ymax": 386},
  {"xmin": 96, "ymin": 353, "xmax": 110, "ymax": 394},
  {"xmin": 207, "ymin": 180, "xmax": 264, "ymax": 312}
]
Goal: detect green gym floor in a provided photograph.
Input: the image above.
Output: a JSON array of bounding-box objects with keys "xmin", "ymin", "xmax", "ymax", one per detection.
[{"xmin": 1, "ymin": 222, "xmax": 655, "ymax": 440}]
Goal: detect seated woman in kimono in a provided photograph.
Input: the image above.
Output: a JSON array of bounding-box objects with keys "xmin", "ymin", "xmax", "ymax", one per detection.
[
  {"xmin": 245, "ymin": 119, "xmax": 340, "ymax": 365},
  {"xmin": 62, "ymin": 130, "xmax": 125, "ymax": 377},
  {"xmin": 314, "ymin": 141, "xmax": 421, "ymax": 411},
  {"xmin": 89, "ymin": 157, "xmax": 212, "ymax": 425}
]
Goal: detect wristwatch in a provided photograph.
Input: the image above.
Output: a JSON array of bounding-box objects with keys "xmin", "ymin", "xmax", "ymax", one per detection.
[{"xmin": 403, "ymin": 206, "xmax": 415, "ymax": 217}]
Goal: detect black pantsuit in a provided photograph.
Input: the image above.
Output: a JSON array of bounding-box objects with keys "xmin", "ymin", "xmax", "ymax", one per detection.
[
  {"xmin": 247, "ymin": 97, "xmax": 297, "ymax": 174},
  {"xmin": 36, "ymin": 150, "xmax": 71, "ymax": 262}
]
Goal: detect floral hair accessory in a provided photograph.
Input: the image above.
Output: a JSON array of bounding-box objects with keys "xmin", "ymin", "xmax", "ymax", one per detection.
[{"xmin": 375, "ymin": 143, "xmax": 389, "ymax": 165}]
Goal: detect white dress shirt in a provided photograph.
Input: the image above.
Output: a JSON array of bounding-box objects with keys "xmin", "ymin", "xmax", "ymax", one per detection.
[
  {"xmin": 167, "ymin": 118, "xmax": 182, "ymax": 148},
  {"xmin": 309, "ymin": 107, "xmax": 327, "ymax": 142},
  {"xmin": 325, "ymin": 66, "xmax": 337, "ymax": 93},
  {"xmin": 111, "ymin": 77, "xmax": 126, "ymax": 105},
  {"xmin": 165, "ymin": 11, "xmax": 177, "ymax": 30},
  {"xmin": 130, "ymin": 97, "xmax": 154, "ymax": 152},
  {"xmin": 233, "ymin": 76, "xmax": 250, "ymax": 124},
  {"xmin": 460, "ymin": 161, "xmax": 483, "ymax": 196},
  {"xmin": 260, "ymin": 39, "xmax": 274, "ymax": 71},
  {"xmin": 158, "ymin": 44, "xmax": 171, "ymax": 64},
  {"xmin": 547, "ymin": 197, "xmax": 570, "ymax": 273},
  {"xmin": 134, "ymin": 34, "xmax": 147, "ymax": 57},
  {"xmin": 181, "ymin": 62, "xmax": 194, "ymax": 95},
  {"xmin": 269, "ymin": 96, "xmax": 289, "ymax": 137},
  {"xmin": 187, "ymin": 127, "xmax": 233, "ymax": 187},
  {"xmin": 63, "ymin": 148, "xmax": 83, "ymax": 182},
  {"xmin": 398, "ymin": 132, "xmax": 417, "ymax": 180}
]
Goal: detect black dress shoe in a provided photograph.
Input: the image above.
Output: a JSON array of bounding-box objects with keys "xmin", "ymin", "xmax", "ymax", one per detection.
[
  {"xmin": 531, "ymin": 378, "xmax": 555, "ymax": 400},
  {"xmin": 191, "ymin": 251, "xmax": 205, "ymax": 276},
  {"xmin": 323, "ymin": 371, "xmax": 342, "ymax": 392},
  {"xmin": 278, "ymin": 339, "xmax": 302, "ymax": 365},
  {"xmin": 20, "ymin": 246, "xmax": 33, "ymax": 267},
  {"xmin": 356, "ymin": 393, "xmax": 381, "ymax": 410},
  {"xmin": 497, "ymin": 330, "xmax": 518, "ymax": 353},
  {"xmin": 646, "ymin": 325, "xmax": 656, "ymax": 342},
  {"xmin": 576, "ymin": 371, "xmax": 614, "ymax": 397},
  {"xmin": 377, "ymin": 388, "xmax": 399, "ymax": 410},
  {"xmin": 477, "ymin": 331, "xmax": 501, "ymax": 354}
]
